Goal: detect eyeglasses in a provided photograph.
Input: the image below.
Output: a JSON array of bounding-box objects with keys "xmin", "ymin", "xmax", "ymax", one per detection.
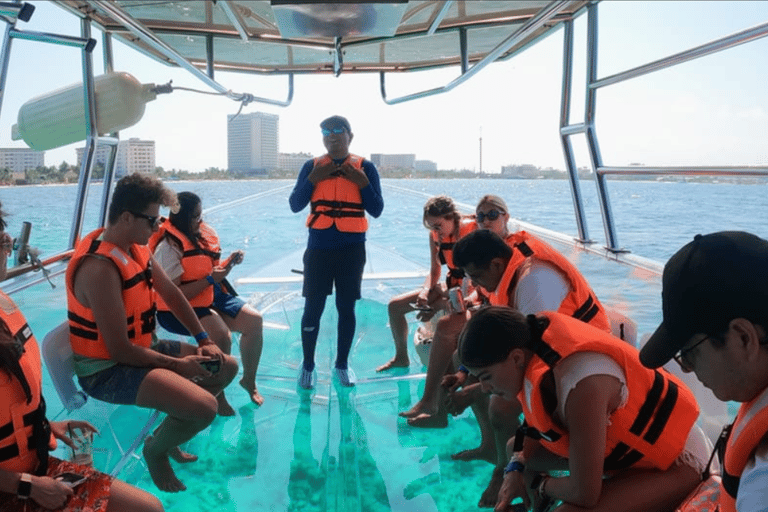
[
  {"xmin": 673, "ymin": 335, "xmax": 711, "ymax": 370},
  {"xmin": 477, "ymin": 210, "xmax": 504, "ymax": 223},
  {"xmin": 129, "ymin": 211, "xmax": 159, "ymax": 227},
  {"xmin": 321, "ymin": 127, "xmax": 346, "ymax": 136}
]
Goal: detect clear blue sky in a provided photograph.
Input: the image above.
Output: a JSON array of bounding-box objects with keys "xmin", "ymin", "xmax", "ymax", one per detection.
[{"xmin": 1, "ymin": 1, "xmax": 767, "ymax": 173}]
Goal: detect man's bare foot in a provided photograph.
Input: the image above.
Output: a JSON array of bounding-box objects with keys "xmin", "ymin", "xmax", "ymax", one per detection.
[
  {"xmin": 407, "ymin": 412, "xmax": 448, "ymax": 428},
  {"xmin": 216, "ymin": 392, "xmax": 236, "ymax": 417},
  {"xmin": 478, "ymin": 466, "xmax": 504, "ymax": 508},
  {"xmin": 451, "ymin": 445, "xmax": 496, "ymax": 464},
  {"xmin": 399, "ymin": 402, "xmax": 427, "ymax": 419},
  {"xmin": 376, "ymin": 357, "xmax": 409, "ymax": 372},
  {"xmin": 145, "ymin": 436, "xmax": 198, "ymax": 463},
  {"xmin": 143, "ymin": 437, "xmax": 186, "ymax": 492},
  {"xmin": 240, "ymin": 378, "xmax": 264, "ymax": 406}
]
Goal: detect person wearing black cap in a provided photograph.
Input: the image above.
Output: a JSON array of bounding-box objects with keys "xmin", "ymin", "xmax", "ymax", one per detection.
[
  {"xmin": 289, "ymin": 115, "xmax": 384, "ymax": 389},
  {"xmin": 640, "ymin": 231, "xmax": 768, "ymax": 511}
]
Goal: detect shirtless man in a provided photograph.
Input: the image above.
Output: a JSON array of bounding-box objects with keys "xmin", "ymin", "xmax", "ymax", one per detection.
[{"xmin": 66, "ymin": 174, "xmax": 238, "ymax": 492}]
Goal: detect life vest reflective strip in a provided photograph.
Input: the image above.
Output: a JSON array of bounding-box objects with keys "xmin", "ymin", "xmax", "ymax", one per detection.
[
  {"xmin": 518, "ymin": 312, "xmax": 699, "ymax": 471},
  {"xmin": 718, "ymin": 386, "xmax": 768, "ymax": 512},
  {"xmin": 433, "ymin": 217, "xmax": 476, "ymax": 287},
  {"xmin": 149, "ymin": 220, "xmax": 218, "ymax": 309},
  {"xmin": 306, "ymin": 154, "xmax": 368, "ymax": 233},
  {"xmin": 0, "ymin": 292, "xmax": 54, "ymax": 474},
  {"xmin": 490, "ymin": 231, "xmax": 611, "ymax": 333},
  {"xmin": 66, "ymin": 228, "xmax": 156, "ymax": 360}
]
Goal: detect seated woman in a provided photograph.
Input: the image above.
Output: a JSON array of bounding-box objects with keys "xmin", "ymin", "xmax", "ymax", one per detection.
[
  {"xmin": 150, "ymin": 192, "xmax": 265, "ymax": 412},
  {"xmin": 0, "ymin": 203, "xmax": 163, "ymax": 512},
  {"xmin": 398, "ymin": 195, "xmax": 513, "ymax": 427},
  {"xmin": 377, "ymin": 195, "xmax": 475, "ymax": 372},
  {"xmin": 459, "ymin": 306, "xmax": 709, "ymax": 512}
]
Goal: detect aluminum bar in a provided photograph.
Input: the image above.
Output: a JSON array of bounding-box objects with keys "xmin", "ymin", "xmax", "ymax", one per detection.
[
  {"xmin": 88, "ymin": 0, "xmax": 293, "ymax": 107},
  {"xmin": 9, "ymin": 27, "xmax": 95, "ymax": 50},
  {"xmin": 584, "ymin": 4, "xmax": 623, "ymax": 252},
  {"xmin": 558, "ymin": 19, "xmax": 590, "ymax": 243},
  {"xmin": 599, "ymin": 166, "xmax": 768, "ymax": 176},
  {"xmin": 381, "ymin": 0, "xmax": 571, "ymax": 105},
  {"xmin": 592, "ymin": 20, "xmax": 768, "ymax": 90},
  {"xmin": 427, "ymin": 1, "xmax": 453, "ymax": 35},
  {"xmin": 218, "ymin": 0, "xmax": 249, "ymax": 41}
]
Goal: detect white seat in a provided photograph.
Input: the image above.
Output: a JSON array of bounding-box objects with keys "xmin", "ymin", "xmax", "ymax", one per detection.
[
  {"xmin": 606, "ymin": 308, "xmax": 638, "ymax": 346},
  {"xmin": 41, "ymin": 321, "xmax": 160, "ymax": 477}
]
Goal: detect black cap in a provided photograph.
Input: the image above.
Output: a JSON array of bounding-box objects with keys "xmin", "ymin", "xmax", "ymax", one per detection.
[
  {"xmin": 640, "ymin": 231, "xmax": 768, "ymax": 368},
  {"xmin": 320, "ymin": 115, "xmax": 351, "ymax": 133}
]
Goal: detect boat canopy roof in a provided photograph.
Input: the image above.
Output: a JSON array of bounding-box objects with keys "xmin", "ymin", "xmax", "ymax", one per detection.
[{"xmin": 56, "ymin": 1, "xmax": 588, "ymax": 76}]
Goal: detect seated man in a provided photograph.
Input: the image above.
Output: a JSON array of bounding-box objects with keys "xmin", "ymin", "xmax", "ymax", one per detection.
[
  {"xmin": 640, "ymin": 231, "xmax": 768, "ymax": 511},
  {"xmin": 402, "ymin": 229, "xmax": 611, "ymax": 507},
  {"xmin": 66, "ymin": 174, "xmax": 238, "ymax": 493},
  {"xmin": 0, "ymin": 202, "xmax": 164, "ymax": 512}
]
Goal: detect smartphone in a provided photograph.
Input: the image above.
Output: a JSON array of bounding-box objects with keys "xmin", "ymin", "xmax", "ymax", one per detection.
[
  {"xmin": 55, "ymin": 472, "xmax": 87, "ymax": 488},
  {"xmin": 409, "ymin": 302, "xmax": 433, "ymax": 312},
  {"xmin": 200, "ymin": 358, "xmax": 221, "ymax": 374},
  {"xmin": 448, "ymin": 287, "xmax": 466, "ymax": 314}
]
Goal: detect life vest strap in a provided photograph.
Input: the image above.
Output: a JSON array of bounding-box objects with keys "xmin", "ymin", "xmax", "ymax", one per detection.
[
  {"xmin": 572, "ymin": 294, "xmax": 600, "ymax": 324},
  {"xmin": 527, "ymin": 315, "xmax": 562, "ymax": 367},
  {"xmin": 513, "ymin": 421, "xmax": 563, "ymax": 453},
  {"xmin": 123, "ymin": 268, "xmax": 152, "ymax": 290},
  {"xmin": 310, "ymin": 199, "xmax": 364, "ymax": 211},
  {"xmin": 603, "ymin": 442, "xmax": 644, "ymax": 471}
]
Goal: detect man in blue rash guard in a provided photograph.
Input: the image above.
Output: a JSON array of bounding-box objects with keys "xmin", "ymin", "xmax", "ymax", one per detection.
[{"xmin": 289, "ymin": 115, "xmax": 384, "ymax": 389}]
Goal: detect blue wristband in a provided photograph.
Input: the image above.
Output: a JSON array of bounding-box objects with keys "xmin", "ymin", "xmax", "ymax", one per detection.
[
  {"xmin": 504, "ymin": 460, "xmax": 525, "ymax": 475},
  {"xmin": 194, "ymin": 331, "xmax": 209, "ymax": 343},
  {"xmin": 206, "ymin": 275, "xmax": 215, "ymax": 285},
  {"xmin": 458, "ymin": 365, "xmax": 469, "ymax": 374}
]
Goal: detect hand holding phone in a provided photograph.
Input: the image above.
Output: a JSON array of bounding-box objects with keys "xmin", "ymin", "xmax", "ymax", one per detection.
[
  {"xmin": 409, "ymin": 302, "xmax": 433, "ymax": 312},
  {"xmin": 199, "ymin": 357, "xmax": 221, "ymax": 374},
  {"xmin": 55, "ymin": 472, "xmax": 87, "ymax": 488}
]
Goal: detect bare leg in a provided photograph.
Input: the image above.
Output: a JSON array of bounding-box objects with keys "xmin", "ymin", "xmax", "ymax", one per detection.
[
  {"xmin": 378, "ymin": 289, "xmax": 419, "ymax": 371},
  {"xmin": 200, "ymin": 312, "xmax": 236, "ymax": 416},
  {"xmin": 400, "ymin": 312, "xmax": 467, "ymax": 423},
  {"xmin": 105, "ymin": 479, "xmax": 164, "ymax": 512},
  {"xmin": 477, "ymin": 395, "xmax": 523, "ymax": 508},
  {"xmin": 451, "ymin": 392, "xmax": 496, "ymax": 463},
  {"xmin": 135, "ymin": 343, "xmax": 237, "ymax": 492},
  {"xmin": 220, "ymin": 304, "xmax": 264, "ymax": 406}
]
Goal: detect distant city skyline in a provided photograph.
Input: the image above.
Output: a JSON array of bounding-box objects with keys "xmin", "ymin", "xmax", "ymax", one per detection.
[{"xmin": 0, "ymin": 2, "xmax": 766, "ymax": 174}]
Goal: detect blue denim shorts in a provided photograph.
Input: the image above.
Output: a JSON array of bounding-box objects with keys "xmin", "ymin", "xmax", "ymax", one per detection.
[{"xmin": 77, "ymin": 340, "xmax": 181, "ymax": 405}]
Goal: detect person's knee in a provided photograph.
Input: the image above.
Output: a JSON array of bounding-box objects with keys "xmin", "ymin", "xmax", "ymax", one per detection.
[{"xmin": 219, "ymin": 354, "xmax": 239, "ymax": 384}]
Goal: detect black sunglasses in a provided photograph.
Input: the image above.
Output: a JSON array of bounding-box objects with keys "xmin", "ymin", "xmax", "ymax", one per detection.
[
  {"xmin": 477, "ymin": 210, "xmax": 504, "ymax": 223},
  {"xmin": 129, "ymin": 211, "xmax": 159, "ymax": 226}
]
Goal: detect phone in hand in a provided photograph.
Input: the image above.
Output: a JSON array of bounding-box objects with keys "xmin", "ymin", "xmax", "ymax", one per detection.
[
  {"xmin": 55, "ymin": 472, "xmax": 87, "ymax": 488},
  {"xmin": 409, "ymin": 302, "xmax": 433, "ymax": 312},
  {"xmin": 200, "ymin": 357, "xmax": 221, "ymax": 374}
]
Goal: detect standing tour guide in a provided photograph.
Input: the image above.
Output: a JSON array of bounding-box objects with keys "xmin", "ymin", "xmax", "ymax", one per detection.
[{"xmin": 289, "ymin": 115, "xmax": 384, "ymax": 389}]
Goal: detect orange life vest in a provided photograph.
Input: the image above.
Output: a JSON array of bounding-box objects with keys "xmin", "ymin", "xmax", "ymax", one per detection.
[
  {"xmin": 433, "ymin": 217, "xmax": 477, "ymax": 288},
  {"xmin": 306, "ymin": 154, "xmax": 368, "ymax": 233},
  {"xmin": 719, "ymin": 387, "xmax": 768, "ymax": 511},
  {"xmin": 66, "ymin": 228, "xmax": 156, "ymax": 360},
  {"xmin": 490, "ymin": 231, "xmax": 611, "ymax": 332},
  {"xmin": 149, "ymin": 220, "xmax": 220, "ymax": 309},
  {"xmin": 0, "ymin": 291, "xmax": 55, "ymax": 474},
  {"xmin": 519, "ymin": 312, "xmax": 700, "ymax": 471}
]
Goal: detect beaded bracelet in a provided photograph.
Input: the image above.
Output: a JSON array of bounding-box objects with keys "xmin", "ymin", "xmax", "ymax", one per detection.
[{"xmin": 503, "ymin": 460, "xmax": 525, "ymax": 475}]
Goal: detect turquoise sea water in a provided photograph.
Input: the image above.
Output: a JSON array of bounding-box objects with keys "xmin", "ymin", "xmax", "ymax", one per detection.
[{"xmin": 1, "ymin": 178, "xmax": 766, "ymax": 511}]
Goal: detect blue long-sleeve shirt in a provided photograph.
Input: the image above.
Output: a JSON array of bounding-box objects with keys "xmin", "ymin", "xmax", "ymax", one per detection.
[{"xmin": 289, "ymin": 155, "xmax": 384, "ymax": 250}]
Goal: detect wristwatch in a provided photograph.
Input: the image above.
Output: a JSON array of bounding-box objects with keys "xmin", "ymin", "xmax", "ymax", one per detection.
[{"xmin": 17, "ymin": 472, "xmax": 32, "ymax": 500}]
